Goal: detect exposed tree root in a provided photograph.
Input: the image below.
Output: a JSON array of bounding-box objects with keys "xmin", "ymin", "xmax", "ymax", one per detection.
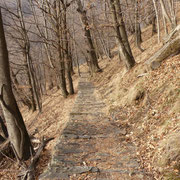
[{"xmin": 18, "ymin": 137, "xmax": 54, "ymax": 180}]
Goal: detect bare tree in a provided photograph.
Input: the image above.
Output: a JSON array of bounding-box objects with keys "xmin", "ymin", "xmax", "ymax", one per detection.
[
  {"xmin": 152, "ymin": 0, "xmax": 160, "ymax": 43},
  {"xmin": 32, "ymin": 0, "xmax": 75, "ymax": 97},
  {"xmin": 16, "ymin": 0, "xmax": 42, "ymax": 112},
  {"xmin": 151, "ymin": 14, "xmax": 157, "ymax": 36},
  {"xmin": 76, "ymin": 0, "xmax": 102, "ymax": 73},
  {"xmin": 110, "ymin": 0, "xmax": 136, "ymax": 70},
  {"xmin": 134, "ymin": 0, "xmax": 144, "ymax": 52},
  {"xmin": 0, "ymin": 8, "xmax": 33, "ymax": 160}
]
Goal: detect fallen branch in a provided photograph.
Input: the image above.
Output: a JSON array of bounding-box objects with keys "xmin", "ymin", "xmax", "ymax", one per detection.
[
  {"xmin": 137, "ymin": 73, "xmax": 148, "ymax": 78},
  {"xmin": 163, "ymin": 24, "xmax": 180, "ymax": 43},
  {"xmin": 0, "ymin": 138, "xmax": 10, "ymax": 150},
  {"xmin": 18, "ymin": 137, "xmax": 54, "ymax": 180},
  {"xmin": 146, "ymin": 35, "xmax": 180, "ymax": 70}
]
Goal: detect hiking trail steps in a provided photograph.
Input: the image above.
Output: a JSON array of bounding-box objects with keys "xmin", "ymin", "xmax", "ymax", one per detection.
[{"xmin": 40, "ymin": 72, "xmax": 152, "ymax": 180}]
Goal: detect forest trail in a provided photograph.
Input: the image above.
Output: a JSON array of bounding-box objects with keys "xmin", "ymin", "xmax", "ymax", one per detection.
[{"xmin": 39, "ymin": 72, "xmax": 152, "ymax": 180}]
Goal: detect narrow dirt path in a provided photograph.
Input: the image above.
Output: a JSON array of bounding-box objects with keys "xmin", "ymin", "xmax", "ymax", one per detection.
[{"xmin": 40, "ymin": 73, "xmax": 151, "ymax": 180}]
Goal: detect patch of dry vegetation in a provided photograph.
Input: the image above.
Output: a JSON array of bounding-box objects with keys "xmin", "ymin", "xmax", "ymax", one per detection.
[
  {"xmin": 92, "ymin": 26, "xmax": 180, "ymax": 179},
  {"xmin": 0, "ymin": 72, "xmax": 79, "ymax": 179},
  {"xmin": 1, "ymin": 12, "xmax": 180, "ymax": 180}
]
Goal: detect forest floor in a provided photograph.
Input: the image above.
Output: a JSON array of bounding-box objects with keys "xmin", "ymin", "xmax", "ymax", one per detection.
[
  {"xmin": 0, "ymin": 21, "xmax": 180, "ymax": 180},
  {"xmin": 39, "ymin": 72, "xmax": 152, "ymax": 180},
  {"xmin": 91, "ymin": 25, "xmax": 180, "ymax": 179},
  {"xmin": 0, "ymin": 70, "xmax": 81, "ymax": 179}
]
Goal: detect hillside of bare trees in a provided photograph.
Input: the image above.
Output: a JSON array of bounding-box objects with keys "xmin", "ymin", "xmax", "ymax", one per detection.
[{"xmin": 0, "ymin": 0, "xmax": 180, "ymax": 179}]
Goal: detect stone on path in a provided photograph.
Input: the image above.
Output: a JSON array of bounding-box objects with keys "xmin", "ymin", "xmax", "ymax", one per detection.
[{"xmin": 40, "ymin": 72, "xmax": 151, "ymax": 180}]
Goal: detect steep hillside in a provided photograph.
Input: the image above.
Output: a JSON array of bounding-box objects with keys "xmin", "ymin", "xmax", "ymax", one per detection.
[
  {"xmin": 92, "ymin": 26, "xmax": 180, "ymax": 179},
  {"xmin": 0, "ymin": 17, "xmax": 179, "ymax": 180},
  {"xmin": 0, "ymin": 72, "xmax": 80, "ymax": 179}
]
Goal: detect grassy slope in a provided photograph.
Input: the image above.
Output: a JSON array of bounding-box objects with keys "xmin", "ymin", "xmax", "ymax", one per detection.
[
  {"xmin": 0, "ymin": 71, "xmax": 79, "ymax": 179},
  {"xmin": 0, "ymin": 19, "xmax": 180, "ymax": 180},
  {"xmin": 91, "ymin": 25, "xmax": 180, "ymax": 179}
]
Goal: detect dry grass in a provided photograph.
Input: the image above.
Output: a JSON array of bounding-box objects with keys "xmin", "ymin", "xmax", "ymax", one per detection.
[
  {"xmin": 1, "ymin": 10, "xmax": 180, "ymax": 180},
  {"xmin": 0, "ymin": 72, "xmax": 79, "ymax": 179},
  {"xmin": 92, "ymin": 22, "xmax": 180, "ymax": 179}
]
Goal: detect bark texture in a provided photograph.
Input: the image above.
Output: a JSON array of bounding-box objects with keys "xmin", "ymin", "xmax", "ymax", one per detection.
[
  {"xmin": 151, "ymin": 15, "xmax": 157, "ymax": 36},
  {"xmin": 0, "ymin": 9, "xmax": 33, "ymax": 160},
  {"xmin": 76, "ymin": 0, "xmax": 101, "ymax": 73},
  {"xmin": 146, "ymin": 34, "xmax": 180, "ymax": 70},
  {"xmin": 110, "ymin": 0, "xmax": 135, "ymax": 70},
  {"xmin": 134, "ymin": 0, "xmax": 144, "ymax": 52}
]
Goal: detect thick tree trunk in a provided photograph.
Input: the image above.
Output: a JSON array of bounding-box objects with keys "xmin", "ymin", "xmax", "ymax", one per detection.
[
  {"xmin": 0, "ymin": 9, "xmax": 33, "ymax": 160},
  {"xmin": 110, "ymin": 0, "xmax": 135, "ymax": 70},
  {"xmin": 115, "ymin": 0, "xmax": 134, "ymax": 56},
  {"xmin": 58, "ymin": 43, "xmax": 68, "ymax": 98},
  {"xmin": 76, "ymin": 0, "xmax": 101, "ymax": 73},
  {"xmin": 55, "ymin": 1, "xmax": 69, "ymax": 98}
]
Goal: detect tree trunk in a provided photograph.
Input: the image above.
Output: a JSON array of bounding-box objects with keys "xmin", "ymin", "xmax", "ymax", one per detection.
[
  {"xmin": 160, "ymin": 0, "xmax": 173, "ymax": 29},
  {"xmin": 125, "ymin": 0, "xmax": 135, "ymax": 34},
  {"xmin": 76, "ymin": 0, "xmax": 101, "ymax": 73},
  {"xmin": 168, "ymin": 0, "xmax": 177, "ymax": 28},
  {"xmin": 25, "ymin": 44, "xmax": 42, "ymax": 113},
  {"xmin": 0, "ymin": 9, "xmax": 33, "ymax": 160},
  {"xmin": 72, "ymin": 9, "xmax": 81, "ymax": 76},
  {"xmin": 17, "ymin": 0, "xmax": 42, "ymax": 113},
  {"xmin": 151, "ymin": 15, "xmax": 157, "ymax": 36},
  {"xmin": 146, "ymin": 34, "xmax": 180, "ymax": 70},
  {"xmin": 56, "ymin": 1, "xmax": 69, "ymax": 98},
  {"xmin": 62, "ymin": 6, "xmax": 74, "ymax": 95},
  {"xmin": 26, "ymin": 66, "xmax": 37, "ymax": 112},
  {"xmin": 11, "ymin": 71, "xmax": 32, "ymax": 110},
  {"xmin": 134, "ymin": 0, "xmax": 144, "ymax": 52},
  {"xmin": 66, "ymin": 59, "xmax": 74, "ymax": 95},
  {"xmin": 58, "ymin": 37, "xmax": 68, "ymax": 97},
  {"xmin": 115, "ymin": 0, "xmax": 134, "ymax": 56},
  {"xmin": 110, "ymin": 0, "xmax": 136, "ymax": 70},
  {"xmin": 162, "ymin": 12, "xmax": 168, "ymax": 35},
  {"xmin": 152, "ymin": 0, "xmax": 160, "ymax": 43},
  {"xmin": 58, "ymin": 57, "xmax": 69, "ymax": 98}
]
